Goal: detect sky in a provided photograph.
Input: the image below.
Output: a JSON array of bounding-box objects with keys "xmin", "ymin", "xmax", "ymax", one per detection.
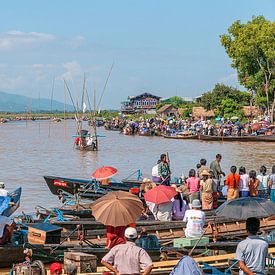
[{"xmin": 0, "ymin": 0, "xmax": 274, "ymax": 109}]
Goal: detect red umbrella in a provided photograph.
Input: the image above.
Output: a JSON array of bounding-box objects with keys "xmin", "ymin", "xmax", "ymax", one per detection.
[
  {"xmin": 91, "ymin": 166, "xmax": 118, "ymax": 180},
  {"xmin": 144, "ymin": 185, "xmax": 177, "ymax": 204}
]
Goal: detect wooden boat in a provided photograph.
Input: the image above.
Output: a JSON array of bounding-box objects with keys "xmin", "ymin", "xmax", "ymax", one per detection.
[
  {"xmin": 104, "ymin": 125, "xmax": 121, "ymax": 131},
  {"xmin": 198, "ymin": 134, "xmax": 275, "ymax": 142},
  {"xmin": 1, "ymin": 187, "xmax": 22, "ymax": 217},
  {"xmin": 52, "ymin": 117, "xmax": 61, "ymax": 123},
  {"xmin": 45, "ymin": 216, "xmax": 275, "ymax": 243},
  {"xmin": 0, "ymin": 118, "xmax": 9, "ymax": 123},
  {"xmin": 162, "ymin": 134, "xmax": 198, "ymax": 140},
  {"xmin": 44, "ymin": 176, "xmax": 141, "ymax": 197},
  {"xmin": 75, "ymin": 144, "xmax": 96, "ymax": 151}
]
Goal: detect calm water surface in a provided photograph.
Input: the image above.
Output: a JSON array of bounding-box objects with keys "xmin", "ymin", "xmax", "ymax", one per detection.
[{"xmin": 0, "ymin": 120, "xmax": 274, "ymax": 213}]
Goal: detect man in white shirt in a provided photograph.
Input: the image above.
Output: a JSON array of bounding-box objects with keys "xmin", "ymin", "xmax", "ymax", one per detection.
[
  {"xmin": 0, "ymin": 183, "xmax": 8, "ymax": 197},
  {"xmin": 236, "ymin": 217, "xmax": 268, "ymax": 275},
  {"xmin": 101, "ymin": 227, "xmax": 153, "ymax": 275},
  {"xmin": 152, "ymin": 160, "xmax": 161, "ymax": 183},
  {"xmin": 183, "ymin": 199, "xmax": 205, "ymax": 238}
]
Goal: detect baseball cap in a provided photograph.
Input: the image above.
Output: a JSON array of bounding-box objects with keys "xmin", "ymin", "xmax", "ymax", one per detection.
[
  {"xmin": 50, "ymin": 262, "xmax": 62, "ymax": 274},
  {"xmin": 124, "ymin": 227, "xmax": 138, "ymax": 239}
]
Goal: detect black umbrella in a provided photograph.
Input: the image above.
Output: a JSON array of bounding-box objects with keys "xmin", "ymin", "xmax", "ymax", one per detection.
[{"xmin": 215, "ymin": 197, "xmax": 275, "ymax": 220}]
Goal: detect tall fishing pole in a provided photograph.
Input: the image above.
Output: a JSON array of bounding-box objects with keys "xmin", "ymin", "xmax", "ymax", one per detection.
[
  {"xmin": 64, "ymin": 81, "xmax": 67, "ymax": 138},
  {"xmin": 48, "ymin": 77, "xmax": 55, "ymax": 138},
  {"xmin": 93, "ymin": 82, "xmax": 98, "ymax": 150},
  {"xmin": 38, "ymin": 92, "xmax": 41, "ymax": 135},
  {"xmin": 64, "ymin": 79, "xmax": 81, "ymax": 146},
  {"xmin": 96, "ymin": 62, "xmax": 114, "ymax": 110},
  {"xmin": 81, "ymin": 73, "xmax": 86, "ymax": 115},
  {"xmin": 64, "ymin": 79, "xmax": 78, "ymax": 115}
]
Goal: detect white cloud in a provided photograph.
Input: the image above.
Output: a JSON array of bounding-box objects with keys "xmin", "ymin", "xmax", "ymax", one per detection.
[
  {"xmin": 69, "ymin": 36, "xmax": 86, "ymax": 49},
  {"xmin": 0, "ymin": 30, "xmax": 56, "ymax": 50},
  {"xmin": 32, "ymin": 64, "xmax": 44, "ymax": 69},
  {"xmin": 60, "ymin": 61, "xmax": 82, "ymax": 81}
]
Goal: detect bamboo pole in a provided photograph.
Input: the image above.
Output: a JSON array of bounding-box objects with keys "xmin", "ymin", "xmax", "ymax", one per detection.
[
  {"xmin": 97, "ymin": 62, "xmax": 114, "ymax": 110},
  {"xmin": 38, "ymin": 92, "xmax": 41, "ymax": 135},
  {"xmin": 93, "ymin": 82, "xmax": 98, "ymax": 150},
  {"xmin": 48, "ymin": 77, "xmax": 55, "ymax": 137},
  {"xmin": 64, "ymin": 81, "xmax": 66, "ymax": 138}
]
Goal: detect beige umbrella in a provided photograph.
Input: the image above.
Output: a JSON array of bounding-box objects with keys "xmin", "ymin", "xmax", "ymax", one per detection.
[{"xmin": 91, "ymin": 191, "xmax": 143, "ymax": 226}]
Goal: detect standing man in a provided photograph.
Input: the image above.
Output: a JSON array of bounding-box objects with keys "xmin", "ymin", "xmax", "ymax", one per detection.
[
  {"xmin": 101, "ymin": 227, "xmax": 153, "ymax": 275},
  {"xmin": 236, "ymin": 217, "xmax": 268, "ymax": 275},
  {"xmin": 210, "ymin": 154, "xmax": 225, "ymax": 185},
  {"xmin": 158, "ymin": 154, "xmax": 171, "ymax": 186}
]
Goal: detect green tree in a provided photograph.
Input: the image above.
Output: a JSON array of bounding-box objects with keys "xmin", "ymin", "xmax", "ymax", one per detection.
[
  {"xmin": 200, "ymin": 83, "xmax": 251, "ymax": 110},
  {"xmin": 217, "ymin": 98, "xmax": 244, "ymax": 119},
  {"xmin": 220, "ymin": 16, "xmax": 275, "ymax": 121}
]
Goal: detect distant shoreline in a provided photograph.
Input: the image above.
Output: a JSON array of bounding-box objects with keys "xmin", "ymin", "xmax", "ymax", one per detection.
[{"xmin": 0, "ymin": 111, "xmax": 119, "ymax": 122}]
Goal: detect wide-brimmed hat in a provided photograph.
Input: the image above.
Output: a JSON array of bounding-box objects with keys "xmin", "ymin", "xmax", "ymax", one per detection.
[
  {"xmin": 143, "ymin": 178, "xmax": 152, "ymax": 183},
  {"xmin": 201, "ymin": 170, "xmax": 210, "ymax": 176},
  {"xmin": 192, "ymin": 199, "xmax": 202, "ymax": 208}
]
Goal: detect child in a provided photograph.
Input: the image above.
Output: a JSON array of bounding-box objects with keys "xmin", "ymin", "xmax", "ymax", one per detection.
[
  {"xmin": 269, "ymin": 166, "xmax": 275, "ymax": 202},
  {"xmin": 257, "ymin": 165, "xmax": 270, "ymax": 198},
  {"xmin": 239, "ymin": 166, "xmax": 250, "ymax": 197},
  {"xmin": 225, "ymin": 166, "xmax": 240, "ymax": 200},
  {"xmin": 249, "ymin": 170, "xmax": 259, "ymax": 197}
]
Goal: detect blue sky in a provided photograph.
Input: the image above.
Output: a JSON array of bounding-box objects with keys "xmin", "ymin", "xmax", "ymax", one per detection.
[{"xmin": 0, "ymin": 0, "xmax": 274, "ymax": 109}]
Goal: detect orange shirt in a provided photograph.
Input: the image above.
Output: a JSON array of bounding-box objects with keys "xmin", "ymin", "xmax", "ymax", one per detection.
[
  {"xmin": 225, "ymin": 173, "xmax": 240, "ymax": 189},
  {"xmin": 249, "ymin": 179, "xmax": 259, "ymax": 197}
]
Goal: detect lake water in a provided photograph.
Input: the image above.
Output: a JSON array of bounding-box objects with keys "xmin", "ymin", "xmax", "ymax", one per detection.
[{"xmin": 0, "ymin": 120, "xmax": 274, "ymax": 213}]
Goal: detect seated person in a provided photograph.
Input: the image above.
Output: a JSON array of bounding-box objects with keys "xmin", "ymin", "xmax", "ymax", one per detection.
[
  {"xmin": 0, "ymin": 216, "xmax": 15, "ymax": 245},
  {"xmin": 170, "ymin": 255, "xmax": 203, "ymax": 275},
  {"xmin": 183, "ymin": 199, "xmax": 205, "ymax": 238}
]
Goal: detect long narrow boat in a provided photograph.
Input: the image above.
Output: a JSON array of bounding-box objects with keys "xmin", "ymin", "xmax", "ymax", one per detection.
[
  {"xmin": 0, "ymin": 187, "xmax": 22, "ymax": 217},
  {"xmin": 162, "ymin": 134, "xmax": 198, "ymax": 140},
  {"xmin": 198, "ymin": 134, "xmax": 275, "ymax": 142},
  {"xmin": 44, "ymin": 176, "xmax": 141, "ymax": 197}
]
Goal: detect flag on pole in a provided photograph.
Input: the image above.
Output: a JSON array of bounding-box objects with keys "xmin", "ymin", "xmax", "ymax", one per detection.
[{"xmin": 82, "ymin": 102, "xmax": 87, "ymax": 113}]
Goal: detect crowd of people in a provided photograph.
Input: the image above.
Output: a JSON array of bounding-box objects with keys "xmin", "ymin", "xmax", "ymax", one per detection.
[
  {"xmin": 104, "ymin": 115, "xmax": 274, "ymax": 137},
  {"xmin": 139, "ymin": 153, "xmax": 275, "ymax": 223}
]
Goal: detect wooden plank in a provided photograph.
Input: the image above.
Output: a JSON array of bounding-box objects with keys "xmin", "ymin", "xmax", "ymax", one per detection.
[{"xmin": 97, "ymin": 247, "xmax": 275, "ymax": 272}]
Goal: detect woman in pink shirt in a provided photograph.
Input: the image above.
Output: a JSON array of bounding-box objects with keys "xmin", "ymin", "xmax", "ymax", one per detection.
[{"xmin": 186, "ymin": 169, "xmax": 200, "ymax": 204}]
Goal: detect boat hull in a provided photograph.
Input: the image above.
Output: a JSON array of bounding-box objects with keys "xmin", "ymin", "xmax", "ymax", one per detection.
[
  {"xmin": 75, "ymin": 144, "xmax": 96, "ymax": 151},
  {"xmin": 162, "ymin": 134, "xmax": 198, "ymax": 140},
  {"xmin": 2, "ymin": 187, "xmax": 21, "ymax": 217},
  {"xmin": 44, "ymin": 176, "xmax": 141, "ymax": 198},
  {"xmin": 198, "ymin": 134, "xmax": 275, "ymax": 142}
]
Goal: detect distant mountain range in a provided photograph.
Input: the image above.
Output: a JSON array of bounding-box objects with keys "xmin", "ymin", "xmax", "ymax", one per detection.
[{"xmin": 0, "ymin": 91, "xmax": 74, "ymax": 112}]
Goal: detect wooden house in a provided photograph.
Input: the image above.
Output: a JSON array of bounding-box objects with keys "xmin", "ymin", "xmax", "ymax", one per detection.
[
  {"xmin": 157, "ymin": 104, "xmax": 179, "ymax": 118},
  {"xmin": 121, "ymin": 92, "xmax": 161, "ymax": 114}
]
